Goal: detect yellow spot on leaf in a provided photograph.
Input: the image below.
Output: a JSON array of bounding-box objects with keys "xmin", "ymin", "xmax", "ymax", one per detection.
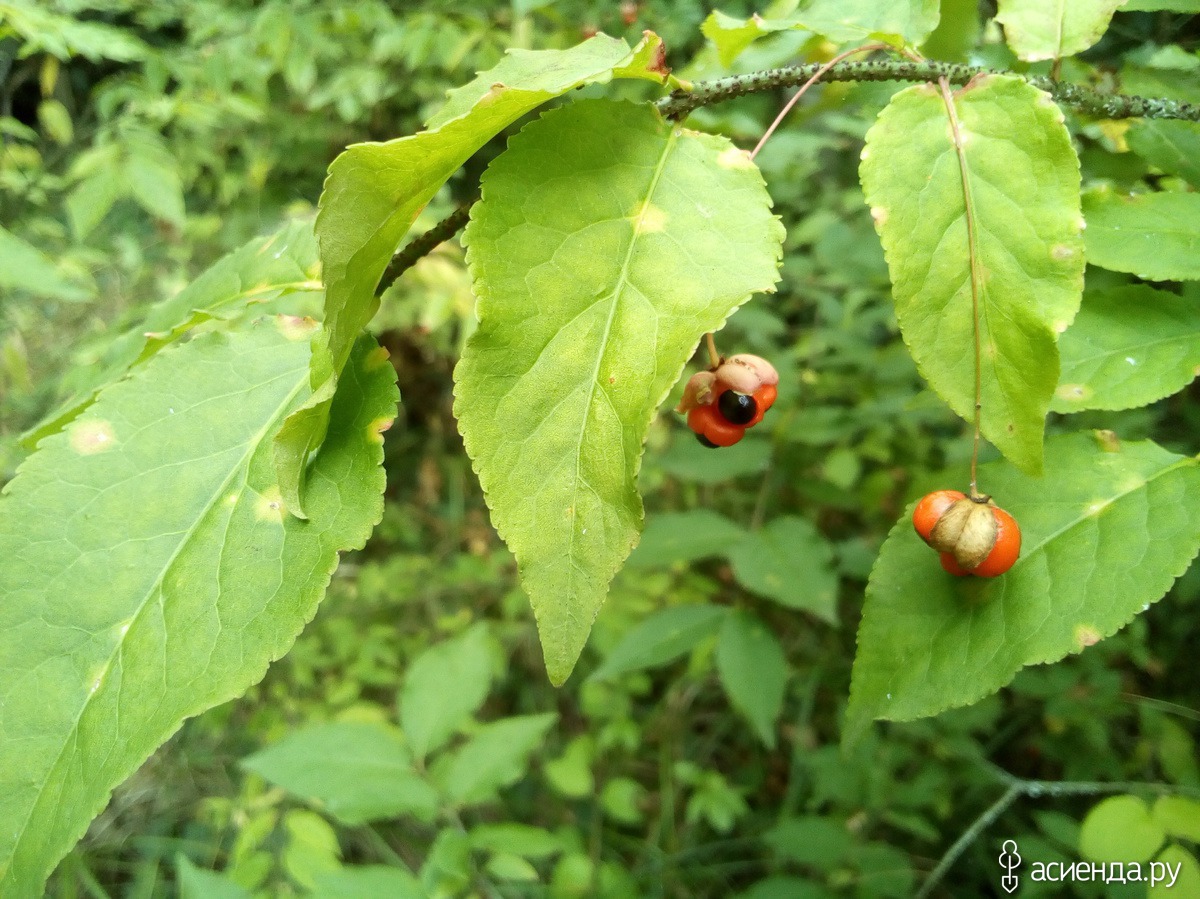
[
  {"xmin": 254, "ymin": 486, "xmax": 287, "ymax": 522},
  {"xmin": 1074, "ymin": 624, "xmax": 1102, "ymax": 648},
  {"xmin": 1056, "ymin": 383, "xmax": 1090, "ymax": 401},
  {"xmin": 1051, "ymin": 244, "xmax": 1076, "ymax": 261},
  {"xmin": 870, "ymin": 206, "xmax": 888, "ymax": 226},
  {"xmin": 632, "ymin": 202, "xmax": 667, "ymax": 233},
  {"xmin": 364, "ymin": 345, "xmax": 392, "ymax": 371},
  {"xmin": 368, "ymin": 416, "xmax": 395, "ymax": 444},
  {"xmin": 277, "ymin": 315, "xmax": 319, "ymax": 341},
  {"xmin": 69, "ymin": 419, "xmax": 116, "ymax": 455},
  {"xmin": 717, "ymin": 147, "xmax": 754, "ymax": 170}
]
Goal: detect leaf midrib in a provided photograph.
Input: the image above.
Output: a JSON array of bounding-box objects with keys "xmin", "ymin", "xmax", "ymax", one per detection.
[
  {"xmin": 562, "ymin": 127, "xmax": 678, "ymax": 601},
  {"xmin": 5, "ymin": 365, "xmax": 309, "ymax": 883}
]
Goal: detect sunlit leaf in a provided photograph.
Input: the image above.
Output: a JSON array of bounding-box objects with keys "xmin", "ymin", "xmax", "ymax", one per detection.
[
  {"xmin": 995, "ymin": 0, "xmax": 1124, "ymax": 62},
  {"xmin": 1052, "ymin": 286, "xmax": 1200, "ymax": 413},
  {"xmin": 0, "ymin": 322, "xmax": 396, "ymax": 894},
  {"xmin": 861, "ymin": 75, "xmax": 1084, "ymax": 474},
  {"xmin": 701, "ymin": 1, "xmax": 940, "ymax": 66},
  {"xmin": 846, "ymin": 433, "xmax": 1200, "ymax": 745},
  {"xmin": 1080, "ymin": 795, "xmax": 1165, "ymax": 863},
  {"xmin": 312, "ymin": 866, "xmax": 424, "ymax": 899},
  {"xmin": 1083, "ymin": 190, "xmax": 1200, "ymax": 282},
  {"xmin": 280, "ymin": 34, "xmax": 668, "ymax": 517},
  {"xmin": 456, "ymin": 98, "xmax": 782, "ymax": 683}
]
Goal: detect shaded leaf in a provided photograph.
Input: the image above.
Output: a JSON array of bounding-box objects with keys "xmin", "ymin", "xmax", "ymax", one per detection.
[
  {"xmin": 177, "ymin": 856, "xmax": 252, "ymax": 899},
  {"xmin": 0, "ymin": 323, "xmax": 395, "ymax": 894},
  {"xmin": 400, "ymin": 623, "xmax": 493, "ymax": 759},
  {"xmin": 0, "ymin": 224, "xmax": 91, "ymax": 302},
  {"xmin": 1083, "ymin": 190, "xmax": 1200, "ymax": 281},
  {"xmin": 590, "ymin": 604, "xmax": 729, "ymax": 681},
  {"xmin": 1151, "ymin": 846, "xmax": 1200, "ymax": 898},
  {"xmin": 441, "ymin": 713, "xmax": 558, "ymax": 805},
  {"xmin": 312, "ymin": 866, "xmax": 423, "ymax": 899},
  {"xmin": 728, "ymin": 516, "xmax": 838, "ymax": 622},
  {"xmin": 1127, "ymin": 120, "xmax": 1200, "ymax": 188},
  {"xmin": 861, "ymin": 75, "xmax": 1084, "ymax": 473},
  {"xmin": 715, "ymin": 611, "xmax": 788, "ymax": 748},
  {"xmin": 995, "ymin": 0, "xmax": 1124, "ymax": 62},
  {"xmin": 242, "ymin": 722, "xmax": 437, "ymax": 824},
  {"xmin": 280, "ymin": 34, "xmax": 667, "ymax": 517},
  {"xmin": 26, "ymin": 220, "xmax": 321, "ymax": 446},
  {"xmin": 1052, "ymin": 286, "xmax": 1200, "ymax": 412},
  {"xmin": 467, "ymin": 824, "xmax": 564, "ymax": 859},
  {"xmin": 846, "ymin": 433, "xmax": 1200, "ymax": 745},
  {"xmin": 457, "ymin": 98, "xmax": 783, "ymax": 684},
  {"xmin": 627, "ymin": 510, "xmax": 744, "ymax": 568}
]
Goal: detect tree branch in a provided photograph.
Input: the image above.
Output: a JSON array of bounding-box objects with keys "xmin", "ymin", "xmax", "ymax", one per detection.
[
  {"xmin": 375, "ymin": 204, "xmax": 473, "ymax": 297},
  {"xmin": 656, "ymin": 59, "xmax": 1200, "ymax": 122},
  {"xmin": 371, "ymin": 63, "xmax": 1197, "ymax": 290}
]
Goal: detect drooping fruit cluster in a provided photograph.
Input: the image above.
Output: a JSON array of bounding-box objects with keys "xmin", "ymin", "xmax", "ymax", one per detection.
[
  {"xmin": 676, "ymin": 354, "xmax": 779, "ymax": 448},
  {"xmin": 913, "ymin": 490, "xmax": 1021, "ymax": 577}
]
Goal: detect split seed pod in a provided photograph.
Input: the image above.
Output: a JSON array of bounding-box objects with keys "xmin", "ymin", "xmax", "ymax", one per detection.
[
  {"xmin": 675, "ymin": 370, "xmax": 717, "ymax": 413},
  {"xmin": 929, "ymin": 497, "xmax": 1000, "ymax": 570}
]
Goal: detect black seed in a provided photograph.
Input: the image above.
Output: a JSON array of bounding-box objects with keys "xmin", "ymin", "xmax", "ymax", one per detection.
[
  {"xmin": 717, "ymin": 391, "xmax": 756, "ymax": 425},
  {"xmin": 696, "ymin": 434, "xmax": 719, "ymax": 449}
]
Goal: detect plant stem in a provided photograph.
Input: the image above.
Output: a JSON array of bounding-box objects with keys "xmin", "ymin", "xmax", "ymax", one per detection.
[
  {"xmin": 705, "ymin": 332, "xmax": 720, "ymax": 368},
  {"xmin": 917, "ymin": 766, "xmax": 1200, "ymax": 898},
  {"xmin": 748, "ymin": 43, "xmax": 892, "ymax": 160},
  {"xmin": 937, "ymin": 77, "xmax": 985, "ymax": 498},
  {"xmin": 658, "ymin": 59, "xmax": 1200, "ymax": 122},
  {"xmin": 375, "ymin": 204, "xmax": 473, "ymax": 297}
]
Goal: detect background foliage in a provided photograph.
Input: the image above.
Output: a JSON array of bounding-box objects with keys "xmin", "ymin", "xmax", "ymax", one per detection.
[{"xmin": 3, "ymin": 0, "xmax": 1200, "ymax": 896}]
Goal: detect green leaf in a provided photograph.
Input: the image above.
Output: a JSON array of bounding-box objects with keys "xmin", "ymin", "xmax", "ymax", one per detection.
[
  {"xmin": 1052, "ymin": 286, "xmax": 1200, "ymax": 413},
  {"xmin": 627, "ymin": 510, "xmax": 745, "ymax": 568},
  {"xmin": 1122, "ymin": 0, "xmax": 1200, "ymax": 11},
  {"xmin": 311, "ymin": 866, "xmax": 423, "ymax": 899},
  {"xmin": 995, "ymin": 0, "xmax": 1125, "ymax": 61},
  {"xmin": 440, "ymin": 713, "xmax": 558, "ymax": 805},
  {"xmin": 280, "ymin": 34, "xmax": 668, "ymax": 518},
  {"xmin": 1127, "ymin": 120, "xmax": 1200, "ymax": 188},
  {"xmin": 241, "ymin": 722, "xmax": 438, "ymax": 824},
  {"xmin": 456, "ymin": 98, "xmax": 783, "ymax": 684},
  {"xmin": 467, "ymin": 824, "xmax": 564, "ymax": 859},
  {"xmin": 25, "ymin": 220, "xmax": 322, "ymax": 446},
  {"xmin": 1083, "ymin": 190, "xmax": 1200, "ymax": 281},
  {"xmin": 590, "ymin": 604, "xmax": 729, "ymax": 681},
  {"xmin": 125, "ymin": 133, "xmax": 186, "ymax": 227},
  {"xmin": 601, "ymin": 777, "xmax": 647, "ymax": 825},
  {"xmin": 861, "ymin": 75, "xmax": 1084, "ymax": 474},
  {"xmin": 715, "ymin": 611, "xmax": 788, "ymax": 748},
  {"xmin": 0, "ymin": 224, "xmax": 91, "ymax": 301},
  {"xmin": 845, "ymin": 433, "xmax": 1200, "ymax": 745},
  {"xmin": 765, "ymin": 817, "xmax": 853, "ymax": 868},
  {"xmin": 485, "ymin": 853, "xmax": 540, "ymax": 882},
  {"xmin": 177, "ymin": 856, "xmax": 253, "ymax": 899},
  {"xmin": 399, "ymin": 623, "xmax": 493, "ymax": 759},
  {"xmin": 728, "ymin": 516, "xmax": 839, "ymax": 621},
  {"xmin": 66, "ymin": 170, "xmax": 123, "ymax": 240},
  {"xmin": 1152, "ymin": 796, "xmax": 1200, "ymax": 843},
  {"xmin": 701, "ymin": 1, "xmax": 941, "ymax": 65},
  {"xmin": 282, "ymin": 809, "xmax": 340, "ymax": 890},
  {"xmin": 1080, "ymin": 795, "xmax": 1165, "ymax": 863},
  {"xmin": 0, "ymin": 322, "xmax": 396, "ymax": 894},
  {"xmin": 1151, "ymin": 846, "xmax": 1200, "ymax": 898}
]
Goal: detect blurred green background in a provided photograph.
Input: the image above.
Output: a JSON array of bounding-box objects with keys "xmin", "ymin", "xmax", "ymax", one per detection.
[{"xmin": 3, "ymin": 1, "xmax": 1200, "ymax": 896}]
